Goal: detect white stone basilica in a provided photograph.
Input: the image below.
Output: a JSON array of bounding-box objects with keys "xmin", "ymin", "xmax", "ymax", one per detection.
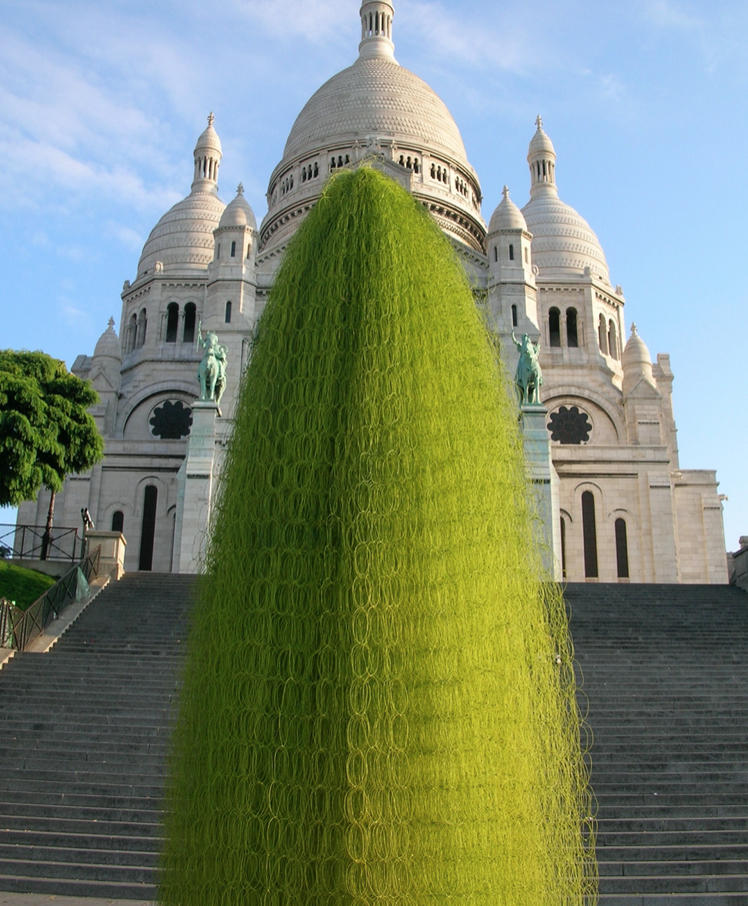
[{"xmin": 19, "ymin": 0, "xmax": 727, "ymax": 583}]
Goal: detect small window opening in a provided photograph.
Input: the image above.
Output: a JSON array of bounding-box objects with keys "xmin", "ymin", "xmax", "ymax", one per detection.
[
  {"xmin": 582, "ymin": 491, "xmax": 599, "ymax": 578},
  {"xmin": 165, "ymin": 303, "xmax": 179, "ymax": 343},
  {"xmin": 608, "ymin": 319, "xmax": 618, "ymax": 360},
  {"xmin": 549, "ymin": 307, "xmax": 561, "ymax": 347},
  {"xmin": 509, "ymin": 244, "xmax": 514, "ymax": 261},
  {"xmin": 183, "ymin": 303, "xmax": 196, "ymax": 344},
  {"xmin": 615, "ymin": 518, "xmax": 629, "ymax": 578},
  {"xmin": 511, "ymin": 304, "xmax": 518, "ymax": 328},
  {"xmin": 230, "ymin": 241, "xmax": 236, "ymax": 257},
  {"xmin": 560, "ymin": 517, "xmax": 567, "ymax": 579},
  {"xmin": 493, "ymin": 246, "xmax": 498, "ymax": 263},
  {"xmin": 111, "ymin": 511, "xmax": 124, "ymax": 534},
  {"xmin": 566, "ymin": 307, "xmax": 578, "ymax": 347},
  {"xmin": 225, "ymin": 300, "xmax": 232, "ymax": 323},
  {"xmin": 598, "ymin": 314, "xmax": 608, "ymax": 354}
]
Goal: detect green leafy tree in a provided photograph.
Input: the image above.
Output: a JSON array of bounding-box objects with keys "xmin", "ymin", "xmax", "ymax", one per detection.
[{"xmin": 0, "ymin": 351, "xmax": 104, "ymax": 554}]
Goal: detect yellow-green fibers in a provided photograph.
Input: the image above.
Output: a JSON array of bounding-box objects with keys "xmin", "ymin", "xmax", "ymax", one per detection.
[{"xmin": 160, "ymin": 167, "xmax": 596, "ymax": 904}]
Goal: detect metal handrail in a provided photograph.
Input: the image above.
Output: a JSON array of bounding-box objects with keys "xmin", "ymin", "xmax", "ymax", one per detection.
[
  {"xmin": 0, "ymin": 545, "xmax": 101, "ymax": 651},
  {"xmin": 0, "ymin": 524, "xmax": 81, "ymax": 563}
]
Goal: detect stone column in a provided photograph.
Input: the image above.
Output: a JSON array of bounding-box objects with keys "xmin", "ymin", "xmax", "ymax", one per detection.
[
  {"xmin": 520, "ymin": 405, "xmax": 561, "ymax": 579},
  {"xmin": 174, "ymin": 401, "xmax": 219, "ymax": 574}
]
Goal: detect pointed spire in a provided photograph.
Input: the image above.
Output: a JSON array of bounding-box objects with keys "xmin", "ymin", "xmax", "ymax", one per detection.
[
  {"xmin": 192, "ymin": 113, "xmax": 223, "ymax": 194},
  {"xmin": 358, "ymin": 1, "xmax": 396, "ymax": 61},
  {"xmin": 527, "ymin": 115, "xmax": 557, "ymax": 199}
]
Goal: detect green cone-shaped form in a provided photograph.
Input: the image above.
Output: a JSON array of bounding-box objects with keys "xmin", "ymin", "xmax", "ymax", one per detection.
[{"xmin": 160, "ymin": 167, "xmax": 596, "ymax": 904}]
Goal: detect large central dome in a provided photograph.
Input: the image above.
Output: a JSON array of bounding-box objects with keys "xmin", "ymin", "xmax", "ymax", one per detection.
[
  {"xmin": 259, "ymin": 1, "xmax": 485, "ymax": 257},
  {"xmin": 283, "ymin": 57, "xmax": 469, "ymax": 165}
]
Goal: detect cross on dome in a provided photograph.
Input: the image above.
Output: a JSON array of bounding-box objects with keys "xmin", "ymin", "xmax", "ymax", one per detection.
[
  {"xmin": 237, "ymin": 183, "xmax": 244, "ymax": 195},
  {"xmin": 535, "ymin": 114, "xmax": 543, "ymax": 130},
  {"xmin": 207, "ymin": 112, "xmax": 215, "ymax": 127}
]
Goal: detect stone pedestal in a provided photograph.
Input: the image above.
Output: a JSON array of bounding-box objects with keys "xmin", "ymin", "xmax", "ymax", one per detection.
[
  {"xmin": 85, "ymin": 530, "xmax": 126, "ymax": 579},
  {"xmin": 174, "ymin": 402, "xmax": 219, "ymax": 574},
  {"xmin": 520, "ymin": 404, "xmax": 561, "ymax": 580}
]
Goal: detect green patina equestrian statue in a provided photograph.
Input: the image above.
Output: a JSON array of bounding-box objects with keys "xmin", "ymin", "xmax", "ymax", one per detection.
[{"xmin": 512, "ymin": 331, "xmax": 543, "ymax": 406}]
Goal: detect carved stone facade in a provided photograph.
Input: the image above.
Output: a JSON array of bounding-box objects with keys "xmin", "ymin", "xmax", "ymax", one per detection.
[{"xmin": 18, "ymin": 0, "xmax": 727, "ymax": 582}]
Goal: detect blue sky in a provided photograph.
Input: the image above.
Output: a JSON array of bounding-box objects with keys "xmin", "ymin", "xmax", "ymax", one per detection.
[{"xmin": 1, "ymin": 0, "xmax": 746, "ymax": 550}]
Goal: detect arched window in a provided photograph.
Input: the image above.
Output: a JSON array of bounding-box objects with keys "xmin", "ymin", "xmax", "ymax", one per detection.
[
  {"xmin": 511, "ymin": 304, "xmax": 518, "ymax": 328},
  {"xmin": 560, "ymin": 516, "xmax": 567, "ymax": 579},
  {"xmin": 138, "ymin": 485, "xmax": 158, "ymax": 571},
  {"xmin": 230, "ymin": 240, "xmax": 236, "ymax": 258},
  {"xmin": 111, "ymin": 511, "xmax": 124, "ymax": 534},
  {"xmin": 127, "ymin": 313, "xmax": 137, "ymax": 353},
  {"xmin": 183, "ymin": 303, "xmax": 196, "ymax": 344},
  {"xmin": 582, "ymin": 491, "xmax": 598, "ymax": 578},
  {"xmin": 598, "ymin": 313, "xmax": 608, "ymax": 354},
  {"xmin": 137, "ymin": 308, "xmax": 147, "ymax": 348},
  {"xmin": 549, "ymin": 307, "xmax": 561, "ymax": 347},
  {"xmin": 165, "ymin": 303, "xmax": 179, "ymax": 343},
  {"xmin": 509, "ymin": 243, "xmax": 514, "ymax": 261},
  {"xmin": 615, "ymin": 518, "xmax": 629, "ymax": 578},
  {"xmin": 608, "ymin": 319, "xmax": 618, "ymax": 360},
  {"xmin": 566, "ymin": 307, "xmax": 578, "ymax": 347},
  {"xmin": 225, "ymin": 300, "xmax": 232, "ymax": 323}
]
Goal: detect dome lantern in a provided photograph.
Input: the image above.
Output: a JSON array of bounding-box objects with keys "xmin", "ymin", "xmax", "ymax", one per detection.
[
  {"xmin": 528, "ymin": 114, "xmax": 557, "ymax": 199},
  {"xmin": 192, "ymin": 112, "xmax": 223, "ymax": 194},
  {"xmin": 359, "ymin": 1, "xmax": 395, "ymax": 61}
]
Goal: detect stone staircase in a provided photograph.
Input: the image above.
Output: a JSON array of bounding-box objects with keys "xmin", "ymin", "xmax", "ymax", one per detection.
[
  {"xmin": 567, "ymin": 582, "xmax": 748, "ymax": 905},
  {"xmin": 0, "ymin": 572, "xmax": 195, "ymax": 899},
  {"xmin": 0, "ymin": 575, "xmax": 745, "ymax": 901}
]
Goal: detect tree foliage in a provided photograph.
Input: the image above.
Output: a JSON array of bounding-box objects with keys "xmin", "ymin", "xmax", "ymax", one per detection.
[{"xmin": 0, "ymin": 350, "xmax": 104, "ymax": 507}]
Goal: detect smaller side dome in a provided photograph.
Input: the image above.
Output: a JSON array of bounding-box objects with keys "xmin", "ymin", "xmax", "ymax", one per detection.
[
  {"xmin": 218, "ymin": 183, "xmax": 257, "ymax": 230},
  {"xmin": 488, "ymin": 186, "xmax": 527, "ymax": 233},
  {"xmin": 622, "ymin": 323, "xmax": 655, "ymax": 392},
  {"xmin": 94, "ymin": 318, "xmax": 121, "ymax": 360}
]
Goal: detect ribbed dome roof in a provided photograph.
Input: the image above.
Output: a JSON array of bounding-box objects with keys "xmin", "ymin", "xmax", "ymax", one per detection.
[
  {"xmin": 488, "ymin": 186, "xmax": 527, "ymax": 233},
  {"xmin": 522, "ymin": 194, "xmax": 610, "ymax": 282},
  {"xmin": 218, "ymin": 185, "xmax": 257, "ymax": 230},
  {"xmin": 93, "ymin": 318, "xmax": 121, "ymax": 359},
  {"xmin": 282, "ymin": 57, "xmax": 468, "ymax": 166},
  {"xmin": 138, "ymin": 191, "xmax": 225, "ymax": 277},
  {"xmin": 137, "ymin": 117, "xmax": 226, "ymax": 278},
  {"xmin": 522, "ymin": 118, "xmax": 609, "ymax": 282}
]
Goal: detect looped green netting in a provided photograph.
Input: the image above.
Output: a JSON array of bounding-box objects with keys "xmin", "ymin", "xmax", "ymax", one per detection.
[{"xmin": 160, "ymin": 167, "xmax": 596, "ymax": 905}]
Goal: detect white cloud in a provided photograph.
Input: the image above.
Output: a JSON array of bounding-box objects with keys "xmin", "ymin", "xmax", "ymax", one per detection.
[
  {"xmin": 644, "ymin": 0, "xmax": 702, "ymax": 30},
  {"xmin": 107, "ymin": 223, "xmax": 146, "ymax": 252},
  {"xmin": 398, "ymin": 0, "xmax": 544, "ymax": 74},
  {"xmin": 229, "ymin": 0, "xmax": 352, "ymax": 45}
]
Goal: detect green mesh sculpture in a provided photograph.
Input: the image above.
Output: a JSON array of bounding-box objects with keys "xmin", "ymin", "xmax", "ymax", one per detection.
[{"xmin": 160, "ymin": 167, "xmax": 596, "ymax": 905}]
